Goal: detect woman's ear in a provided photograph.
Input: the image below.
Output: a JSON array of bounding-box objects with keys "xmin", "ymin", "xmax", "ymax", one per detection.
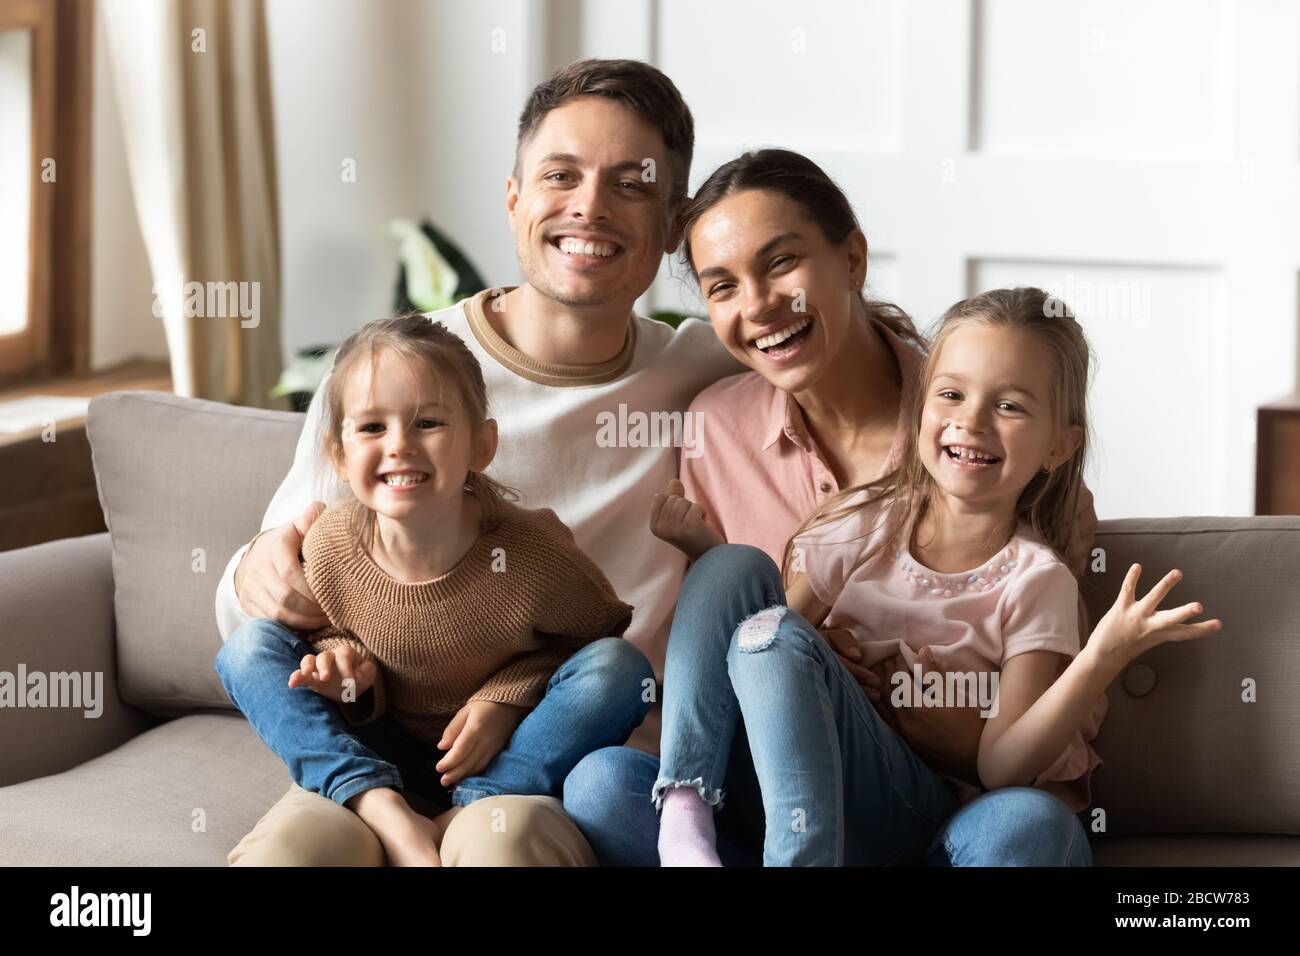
[
  {"xmin": 846, "ymin": 229, "xmax": 869, "ymax": 290},
  {"xmin": 472, "ymin": 419, "xmax": 499, "ymax": 473}
]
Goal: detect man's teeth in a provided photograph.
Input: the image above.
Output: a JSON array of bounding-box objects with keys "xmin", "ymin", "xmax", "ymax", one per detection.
[
  {"xmin": 946, "ymin": 446, "xmax": 999, "ymax": 463},
  {"xmin": 381, "ymin": 472, "xmax": 429, "ymax": 486},
  {"xmin": 755, "ymin": 317, "xmax": 812, "ymax": 350},
  {"xmin": 557, "ymin": 237, "xmax": 618, "ymax": 257}
]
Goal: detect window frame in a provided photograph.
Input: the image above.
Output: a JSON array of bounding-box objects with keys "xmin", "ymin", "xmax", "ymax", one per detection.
[{"xmin": 0, "ymin": 0, "xmax": 92, "ymax": 389}]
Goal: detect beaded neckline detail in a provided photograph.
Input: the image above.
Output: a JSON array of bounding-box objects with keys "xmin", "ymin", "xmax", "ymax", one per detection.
[{"xmin": 893, "ymin": 543, "xmax": 1019, "ymax": 597}]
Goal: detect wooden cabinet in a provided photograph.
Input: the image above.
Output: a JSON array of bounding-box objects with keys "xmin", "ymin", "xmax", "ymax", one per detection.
[
  {"xmin": 1257, "ymin": 391, "xmax": 1300, "ymax": 515},
  {"xmin": 0, "ymin": 360, "xmax": 170, "ymax": 552}
]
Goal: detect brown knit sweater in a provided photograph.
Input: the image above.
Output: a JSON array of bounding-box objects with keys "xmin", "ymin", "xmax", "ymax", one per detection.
[{"xmin": 298, "ymin": 476, "xmax": 634, "ymax": 744}]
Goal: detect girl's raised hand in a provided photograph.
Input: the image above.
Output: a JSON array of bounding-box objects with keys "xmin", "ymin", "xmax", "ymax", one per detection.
[
  {"xmin": 649, "ymin": 479, "xmax": 725, "ymax": 561},
  {"xmin": 1090, "ymin": 563, "xmax": 1222, "ymax": 671}
]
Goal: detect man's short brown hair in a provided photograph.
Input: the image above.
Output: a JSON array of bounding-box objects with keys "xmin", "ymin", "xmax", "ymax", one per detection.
[{"xmin": 514, "ymin": 58, "xmax": 695, "ymax": 211}]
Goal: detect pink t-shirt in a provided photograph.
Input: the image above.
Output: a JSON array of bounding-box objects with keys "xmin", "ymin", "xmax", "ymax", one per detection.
[
  {"xmin": 681, "ymin": 322, "xmax": 1099, "ymax": 610},
  {"xmin": 793, "ymin": 494, "xmax": 1105, "ymax": 812}
]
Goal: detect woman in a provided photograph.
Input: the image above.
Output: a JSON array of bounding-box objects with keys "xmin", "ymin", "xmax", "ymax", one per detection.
[{"xmin": 563, "ymin": 149, "xmax": 1098, "ymax": 866}]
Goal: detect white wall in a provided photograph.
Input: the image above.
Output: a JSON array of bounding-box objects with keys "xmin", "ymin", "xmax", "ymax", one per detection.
[
  {"xmin": 267, "ymin": 0, "xmax": 541, "ymax": 357},
  {"xmin": 635, "ymin": 0, "xmax": 1299, "ymax": 519},
  {"xmin": 88, "ymin": 0, "xmax": 1299, "ymax": 519}
]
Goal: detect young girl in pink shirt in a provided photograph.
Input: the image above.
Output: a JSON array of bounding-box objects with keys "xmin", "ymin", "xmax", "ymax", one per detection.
[{"xmin": 649, "ymin": 286, "xmax": 1222, "ymax": 866}]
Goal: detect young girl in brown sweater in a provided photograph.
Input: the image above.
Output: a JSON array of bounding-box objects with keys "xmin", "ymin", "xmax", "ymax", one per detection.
[{"xmin": 216, "ymin": 315, "xmax": 652, "ymax": 865}]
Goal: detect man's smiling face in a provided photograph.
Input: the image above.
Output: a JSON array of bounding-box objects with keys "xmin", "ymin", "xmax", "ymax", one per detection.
[{"xmin": 507, "ymin": 95, "xmax": 675, "ymax": 309}]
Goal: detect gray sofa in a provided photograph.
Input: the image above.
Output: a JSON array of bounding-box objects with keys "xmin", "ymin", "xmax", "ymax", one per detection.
[{"xmin": 1, "ymin": 390, "xmax": 1297, "ymax": 865}]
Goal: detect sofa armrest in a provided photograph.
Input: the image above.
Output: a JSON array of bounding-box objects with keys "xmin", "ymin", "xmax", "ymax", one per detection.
[{"xmin": 0, "ymin": 533, "xmax": 156, "ymax": 786}]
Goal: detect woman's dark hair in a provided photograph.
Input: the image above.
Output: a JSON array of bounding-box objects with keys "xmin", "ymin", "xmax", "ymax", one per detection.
[{"xmin": 678, "ymin": 148, "xmax": 925, "ymax": 352}]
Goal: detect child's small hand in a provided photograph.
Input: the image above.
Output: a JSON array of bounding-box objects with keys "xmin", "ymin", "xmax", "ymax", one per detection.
[
  {"xmin": 435, "ymin": 700, "xmax": 527, "ymax": 787},
  {"xmin": 819, "ymin": 627, "xmax": 882, "ymax": 701},
  {"xmin": 287, "ymin": 645, "xmax": 376, "ymax": 703},
  {"xmin": 650, "ymin": 479, "xmax": 725, "ymax": 560},
  {"xmin": 1090, "ymin": 563, "xmax": 1222, "ymax": 672}
]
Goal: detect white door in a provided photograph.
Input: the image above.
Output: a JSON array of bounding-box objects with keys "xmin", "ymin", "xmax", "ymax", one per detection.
[{"xmin": 562, "ymin": 0, "xmax": 1300, "ymax": 519}]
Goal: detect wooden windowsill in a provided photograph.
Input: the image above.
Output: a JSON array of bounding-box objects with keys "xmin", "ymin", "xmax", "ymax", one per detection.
[{"xmin": 0, "ymin": 358, "xmax": 172, "ymax": 448}]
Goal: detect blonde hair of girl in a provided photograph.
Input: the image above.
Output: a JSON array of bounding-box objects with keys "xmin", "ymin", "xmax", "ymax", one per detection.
[
  {"xmin": 781, "ymin": 286, "xmax": 1093, "ymax": 586},
  {"xmin": 320, "ymin": 313, "xmax": 519, "ymax": 550}
]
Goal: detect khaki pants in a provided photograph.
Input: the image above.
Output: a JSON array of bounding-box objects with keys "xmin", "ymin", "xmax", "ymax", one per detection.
[{"xmin": 228, "ymin": 784, "xmax": 598, "ymax": 866}]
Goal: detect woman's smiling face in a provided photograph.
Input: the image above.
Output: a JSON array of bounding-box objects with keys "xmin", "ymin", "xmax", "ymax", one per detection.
[
  {"xmin": 687, "ymin": 188, "xmax": 866, "ymax": 395},
  {"xmin": 919, "ymin": 322, "xmax": 1079, "ymax": 510}
]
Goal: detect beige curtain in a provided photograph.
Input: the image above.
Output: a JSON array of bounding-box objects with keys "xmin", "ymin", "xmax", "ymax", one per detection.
[{"xmin": 101, "ymin": 0, "xmax": 286, "ymax": 408}]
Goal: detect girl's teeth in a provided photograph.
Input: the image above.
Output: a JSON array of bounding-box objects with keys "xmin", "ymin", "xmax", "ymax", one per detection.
[
  {"xmin": 557, "ymin": 238, "xmax": 617, "ymax": 257},
  {"xmin": 755, "ymin": 317, "xmax": 811, "ymax": 350},
  {"xmin": 382, "ymin": 473, "xmax": 428, "ymax": 486},
  {"xmin": 947, "ymin": 446, "xmax": 998, "ymax": 463}
]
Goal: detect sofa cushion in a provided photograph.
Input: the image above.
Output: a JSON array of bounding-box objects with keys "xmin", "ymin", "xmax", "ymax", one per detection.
[
  {"xmin": 81, "ymin": 387, "xmax": 1300, "ymax": 840},
  {"xmin": 0, "ymin": 712, "xmax": 290, "ymax": 865},
  {"xmin": 1082, "ymin": 516, "xmax": 1300, "ymax": 835},
  {"xmin": 86, "ymin": 391, "xmax": 302, "ymax": 714}
]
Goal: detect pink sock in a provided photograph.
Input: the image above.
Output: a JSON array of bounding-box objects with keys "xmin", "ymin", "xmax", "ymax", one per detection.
[{"xmin": 658, "ymin": 786, "xmax": 723, "ymax": 867}]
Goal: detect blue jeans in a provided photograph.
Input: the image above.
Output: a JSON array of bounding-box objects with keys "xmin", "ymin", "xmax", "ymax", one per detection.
[
  {"xmin": 564, "ymin": 544, "xmax": 1092, "ymax": 866},
  {"xmin": 216, "ymin": 617, "xmax": 653, "ymax": 810}
]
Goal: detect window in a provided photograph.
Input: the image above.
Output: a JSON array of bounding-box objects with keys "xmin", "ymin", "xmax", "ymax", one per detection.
[{"xmin": 0, "ymin": 0, "xmax": 91, "ymax": 388}]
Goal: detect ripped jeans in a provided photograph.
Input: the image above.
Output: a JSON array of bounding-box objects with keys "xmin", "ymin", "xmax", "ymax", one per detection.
[{"xmin": 649, "ymin": 544, "xmax": 1089, "ymax": 866}]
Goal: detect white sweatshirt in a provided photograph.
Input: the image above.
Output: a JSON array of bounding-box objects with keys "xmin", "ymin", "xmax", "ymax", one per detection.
[{"xmin": 213, "ymin": 287, "xmax": 742, "ymax": 676}]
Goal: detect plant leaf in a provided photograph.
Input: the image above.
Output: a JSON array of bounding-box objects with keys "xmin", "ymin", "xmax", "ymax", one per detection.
[{"xmin": 387, "ymin": 219, "xmax": 459, "ymax": 311}]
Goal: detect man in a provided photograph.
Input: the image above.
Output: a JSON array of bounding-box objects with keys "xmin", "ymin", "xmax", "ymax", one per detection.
[{"xmin": 215, "ymin": 58, "xmax": 741, "ymax": 865}]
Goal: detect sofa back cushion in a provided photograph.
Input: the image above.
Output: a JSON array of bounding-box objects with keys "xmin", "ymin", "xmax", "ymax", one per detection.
[
  {"xmin": 1083, "ymin": 516, "xmax": 1300, "ymax": 835},
  {"xmin": 84, "ymin": 391, "xmax": 1300, "ymax": 834},
  {"xmin": 87, "ymin": 391, "xmax": 302, "ymax": 714}
]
